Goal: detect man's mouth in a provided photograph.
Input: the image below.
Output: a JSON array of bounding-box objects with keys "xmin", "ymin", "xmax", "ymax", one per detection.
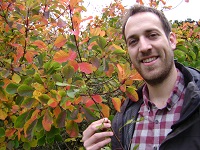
[{"xmin": 142, "ymin": 57, "xmax": 157, "ymax": 63}]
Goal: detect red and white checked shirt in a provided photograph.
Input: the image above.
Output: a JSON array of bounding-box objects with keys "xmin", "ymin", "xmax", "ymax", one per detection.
[{"xmin": 131, "ymin": 69, "xmax": 185, "ymax": 150}]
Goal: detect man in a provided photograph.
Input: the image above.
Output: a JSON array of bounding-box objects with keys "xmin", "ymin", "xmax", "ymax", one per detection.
[{"xmin": 82, "ymin": 5, "xmax": 200, "ymax": 150}]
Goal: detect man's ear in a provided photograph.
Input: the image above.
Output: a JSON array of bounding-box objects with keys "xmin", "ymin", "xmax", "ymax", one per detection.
[{"xmin": 169, "ymin": 32, "xmax": 177, "ymax": 50}]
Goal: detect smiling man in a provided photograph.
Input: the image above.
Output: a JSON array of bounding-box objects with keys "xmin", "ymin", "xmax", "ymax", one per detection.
[{"xmin": 82, "ymin": 5, "xmax": 200, "ymax": 150}]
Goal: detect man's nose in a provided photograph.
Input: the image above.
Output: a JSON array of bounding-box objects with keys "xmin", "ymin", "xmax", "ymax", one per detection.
[{"xmin": 138, "ymin": 37, "xmax": 152, "ymax": 52}]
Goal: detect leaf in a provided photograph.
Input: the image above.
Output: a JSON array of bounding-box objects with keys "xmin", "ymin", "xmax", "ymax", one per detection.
[
  {"xmin": 81, "ymin": 106, "xmax": 97, "ymax": 122},
  {"xmin": 33, "ymin": 40, "xmax": 47, "ymax": 50},
  {"xmin": 6, "ymin": 83, "xmax": 19, "ymax": 94},
  {"xmin": 17, "ymin": 84, "xmax": 34, "ymax": 97},
  {"xmin": 117, "ymin": 63, "xmax": 131, "ymax": 83},
  {"xmin": 56, "ymin": 111, "xmax": 66, "ymax": 128},
  {"xmin": 54, "ymin": 35, "xmax": 67, "ymax": 48},
  {"xmin": 53, "ymin": 50, "xmax": 77, "ymax": 63},
  {"xmin": 0, "ymin": 127, "xmax": 5, "ymax": 138},
  {"xmin": 91, "ymin": 95, "xmax": 103, "ymax": 103},
  {"xmin": 5, "ymin": 128, "xmax": 16, "ymax": 137},
  {"xmin": 125, "ymin": 86, "xmax": 139, "ymax": 102},
  {"xmin": 79, "ymin": 62, "xmax": 96, "ymax": 74},
  {"xmin": 112, "ymin": 97, "xmax": 121, "ymax": 112},
  {"xmin": 99, "ymin": 103, "xmax": 110, "ymax": 118},
  {"xmin": 62, "ymin": 65, "xmax": 75, "ymax": 80},
  {"xmin": 38, "ymin": 94, "xmax": 50, "ymax": 104},
  {"xmin": 66, "ymin": 120, "xmax": 79, "ymax": 137},
  {"xmin": 21, "ymin": 98, "xmax": 36, "ymax": 108},
  {"xmin": 96, "ymin": 36, "xmax": 107, "ymax": 49},
  {"xmin": 85, "ymin": 99, "xmax": 94, "ymax": 107},
  {"xmin": 109, "ymin": 44, "xmax": 126, "ymax": 54},
  {"xmin": 42, "ymin": 110, "xmax": 53, "ymax": 131},
  {"xmin": 14, "ymin": 110, "xmax": 32, "ymax": 128},
  {"xmin": 0, "ymin": 109, "xmax": 7, "ymax": 120},
  {"xmin": 12, "ymin": 73, "xmax": 21, "ymax": 83}
]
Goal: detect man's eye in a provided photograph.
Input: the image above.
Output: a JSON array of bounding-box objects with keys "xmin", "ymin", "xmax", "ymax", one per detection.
[
  {"xmin": 128, "ymin": 39, "xmax": 137, "ymax": 46},
  {"xmin": 149, "ymin": 33, "xmax": 158, "ymax": 39}
]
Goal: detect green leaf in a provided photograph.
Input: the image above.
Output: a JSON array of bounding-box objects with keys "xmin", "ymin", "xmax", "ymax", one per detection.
[
  {"xmin": 0, "ymin": 81, "xmax": 5, "ymax": 87},
  {"xmin": 38, "ymin": 94, "xmax": 50, "ymax": 104},
  {"xmin": 34, "ymin": 73, "xmax": 43, "ymax": 84},
  {"xmin": 62, "ymin": 65, "xmax": 75, "ymax": 80},
  {"xmin": 21, "ymin": 98, "xmax": 35, "ymax": 108},
  {"xmin": 96, "ymin": 36, "xmax": 107, "ymax": 49},
  {"xmin": 46, "ymin": 126, "xmax": 60, "ymax": 138},
  {"xmin": 17, "ymin": 84, "xmax": 34, "ymax": 97},
  {"xmin": 14, "ymin": 110, "xmax": 33, "ymax": 128},
  {"xmin": 26, "ymin": 119, "xmax": 38, "ymax": 140},
  {"xmin": 6, "ymin": 83, "xmax": 19, "ymax": 94},
  {"xmin": 0, "ymin": 127, "xmax": 5, "ymax": 137}
]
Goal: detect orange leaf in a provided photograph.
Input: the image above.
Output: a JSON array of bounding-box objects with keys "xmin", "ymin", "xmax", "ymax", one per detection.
[
  {"xmin": 48, "ymin": 98, "xmax": 58, "ymax": 108},
  {"xmin": 33, "ymin": 40, "xmax": 47, "ymax": 50},
  {"xmin": 53, "ymin": 50, "xmax": 77, "ymax": 63},
  {"xmin": 117, "ymin": 63, "xmax": 131, "ymax": 83},
  {"xmin": 66, "ymin": 120, "xmax": 79, "ymax": 137},
  {"xmin": 68, "ymin": 60, "xmax": 79, "ymax": 72},
  {"xmin": 125, "ymin": 86, "xmax": 139, "ymax": 102},
  {"xmin": 79, "ymin": 62, "xmax": 96, "ymax": 74},
  {"xmin": 91, "ymin": 95, "xmax": 103, "ymax": 103},
  {"xmin": 74, "ymin": 96, "xmax": 82, "ymax": 105},
  {"xmin": 129, "ymin": 71, "xmax": 143, "ymax": 81},
  {"xmin": 42, "ymin": 110, "xmax": 53, "ymax": 131},
  {"xmin": 16, "ymin": 45, "xmax": 24, "ymax": 62},
  {"xmin": 99, "ymin": 103, "xmax": 110, "ymax": 118},
  {"xmin": 54, "ymin": 35, "xmax": 67, "ymax": 48},
  {"xmin": 5, "ymin": 128, "xmax": 16, "ymax": 137},
  {"xmin": 74, "ymin": 113, "xmax": 83, "ymax": 123},
  {"xmin": 54, "ymin": 106, "xmax": 61, "ymax": 118},
  {"xmin": 105, "ymin": 63, "xmax": 114, "ymax": 77},
  {"xmin": 112, "ymin": 97, "xmax": 121, "ymax": 112}
]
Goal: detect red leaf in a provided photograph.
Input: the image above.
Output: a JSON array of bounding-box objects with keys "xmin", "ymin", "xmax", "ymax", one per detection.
[
  {"xmin": 85, "ymin": 99, "xmax": 94, "ymax": 107},
  {"xmin": 91, "ymin": 95, "xmax": 102, "ymax": 103},
  {"xmin": 42, "ymin": 110, "xmax": 53, "ymax": 131},
  {"xmin": 54, "ymin": 35, "xmax": 67, "ymax": 48},
  {"xmin": 78, "ymin": 62, "xmax": 96, "ymax": 74},
  {"xmin": 53, "ymin": 50, "xmax": 77, "ymax": 63},
  {"xmin": 112, "ymin": 97, "xmax": 121, "ymax": 112}
]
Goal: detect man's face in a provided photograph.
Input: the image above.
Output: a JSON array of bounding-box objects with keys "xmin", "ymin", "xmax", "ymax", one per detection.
[{"xmin": 125, "ymin": 12, "xmax": 176, "ymax": 85}]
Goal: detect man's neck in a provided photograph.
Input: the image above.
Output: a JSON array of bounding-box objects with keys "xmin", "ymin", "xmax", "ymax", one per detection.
[{"xmin": 146, "ymin": 66, "xmax": 178, "ymax": 109}]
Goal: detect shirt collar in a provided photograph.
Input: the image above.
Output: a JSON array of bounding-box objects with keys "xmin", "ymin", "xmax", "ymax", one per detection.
[{"xmin": 142, "ymin": 69, "xmax": 185, "ymax": 111}]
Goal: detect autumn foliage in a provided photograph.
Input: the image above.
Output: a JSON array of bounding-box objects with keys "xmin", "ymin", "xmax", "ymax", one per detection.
[{"xmin": 0, "ymin": 0, "xmax": 199, "ymax": 149}]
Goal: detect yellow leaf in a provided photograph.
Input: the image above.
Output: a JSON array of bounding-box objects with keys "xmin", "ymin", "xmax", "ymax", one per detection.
[
  {"xmin": 12, "ymin": 73, "xmax": 21, "ymax": 83},
  {"xmin": 0, "ymin": 109, "xmax": 7, "ymax": 120}
]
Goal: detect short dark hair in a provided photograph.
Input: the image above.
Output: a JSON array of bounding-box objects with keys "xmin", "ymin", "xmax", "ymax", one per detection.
[{"xmin": 122, "ymin": 5, "xmax": 172, "ymax": 41}]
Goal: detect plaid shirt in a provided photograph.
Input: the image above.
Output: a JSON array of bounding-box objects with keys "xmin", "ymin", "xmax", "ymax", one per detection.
[{"xmin": 131, "ymin": 69, "xmax": 185, "ymax": 150}]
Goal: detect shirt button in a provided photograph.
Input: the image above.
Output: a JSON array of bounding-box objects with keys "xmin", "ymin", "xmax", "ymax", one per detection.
[
  {"xmin": 155, "ymin": 120, "xmax": 159, "ymax": 124},
  {"xmin": 153, "ymin": 146, "xmax": 158, "ymax": 150}
]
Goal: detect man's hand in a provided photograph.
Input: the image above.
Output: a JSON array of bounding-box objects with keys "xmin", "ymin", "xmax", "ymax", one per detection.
[{"xmin": 82, "ymin": 118, "xmax": 114, "ymax": 150}]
